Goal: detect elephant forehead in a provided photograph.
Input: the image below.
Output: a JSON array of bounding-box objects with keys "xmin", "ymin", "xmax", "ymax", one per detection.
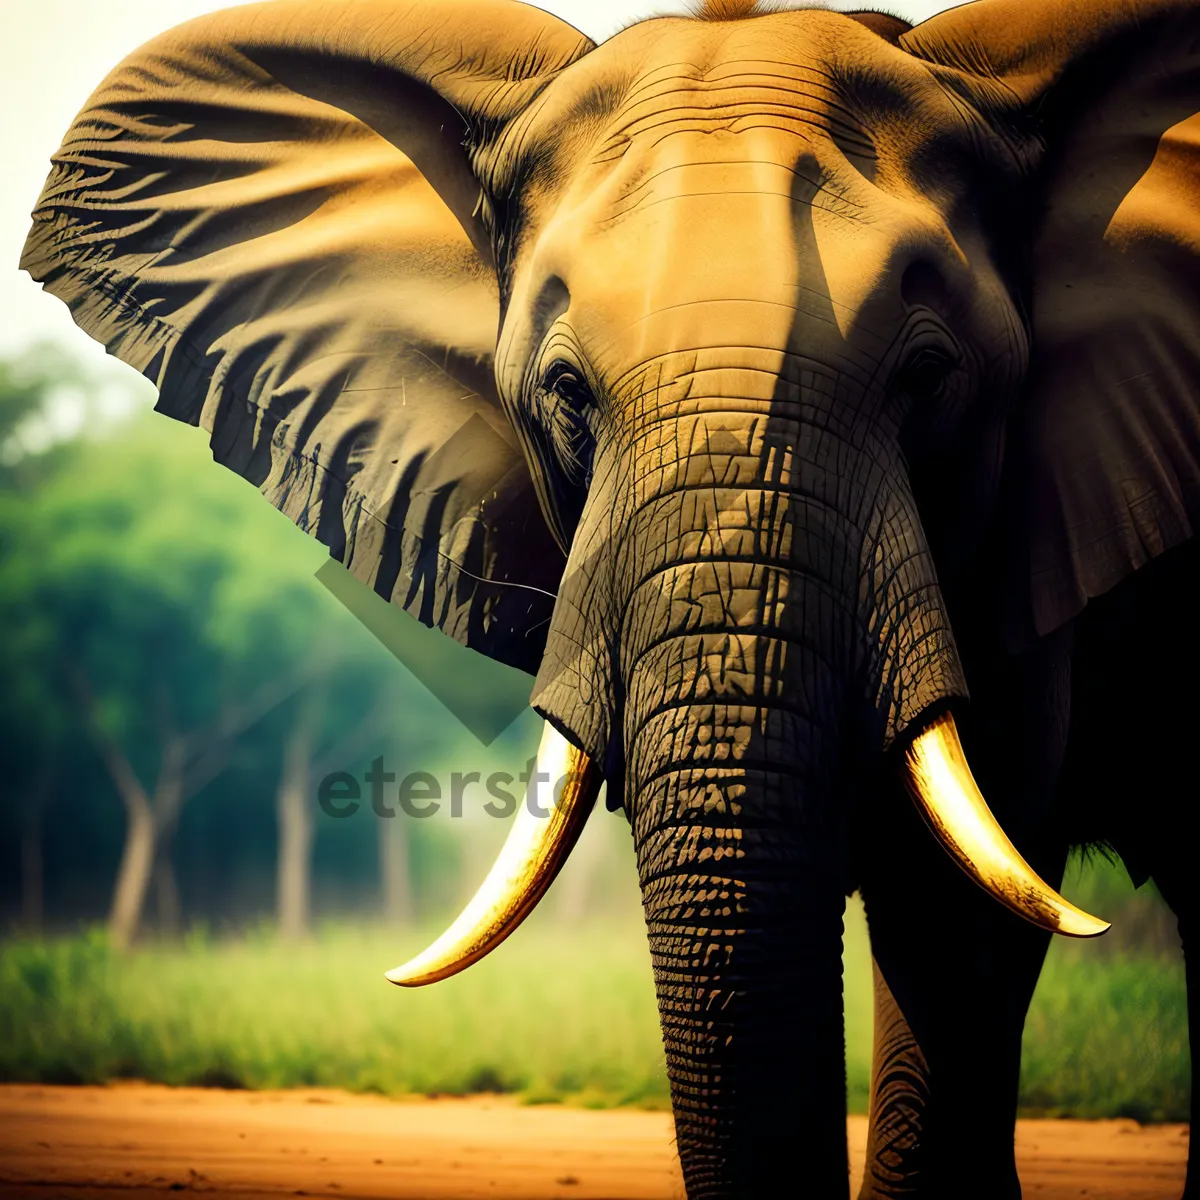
[
  {"xmin": 587, "ymin": 131, "xmax": 863, "ymax": 239},
  {"xmin": 494, "ymin": 9, "xmax": 965, "ymax": 207},
  {"xmin": 494, "ymin": 12, "xmax": 984, "ymax": 355},
  {"xmin": 595, "ymin": 63, "xmax": 865, "ymax": 151}
]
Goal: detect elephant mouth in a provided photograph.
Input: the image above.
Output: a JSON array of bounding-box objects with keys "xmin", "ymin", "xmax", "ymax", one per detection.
[{"xmin": 384, "ymin": 707, "xmax": 1108, "ymax": 988}]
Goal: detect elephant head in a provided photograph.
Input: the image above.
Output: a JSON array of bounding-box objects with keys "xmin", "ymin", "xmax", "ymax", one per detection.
[{"xmin": 24, "ymin": 0, "xmax": 1200, "ymax": 1193}]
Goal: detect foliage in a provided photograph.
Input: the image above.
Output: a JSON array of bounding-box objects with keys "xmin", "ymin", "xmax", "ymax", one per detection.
[
  {"xmin": 1020, "ymin": 948, "xmax": 1189, "ymax": 1122},
  {"xmin": 0, "ymin": 344, "xmax": 541, "ymax": 933},
  {"xmin": 0, "ymin": 865, "xmax": 1187, "ymax": 1119},
  {"xmin": 0, "ymin": 921, "xmax": 669, "ymax": 1107},
  {"xmin": 0, "ymin": 345, "xmax": 92, "ymax": 779},
  {"xmin": 1017, "ymin": 854, "xmax": 1190, "ymax": 1122}
]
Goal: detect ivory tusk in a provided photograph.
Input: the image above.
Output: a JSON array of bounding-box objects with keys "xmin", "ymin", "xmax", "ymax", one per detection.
[
  {"xmin": 903, "ymin": 711, "xmax": 1109, "ymax": 939},
  {"xmin": 385, "ymin": 721, "xmax": 603, "ymax": 986}
]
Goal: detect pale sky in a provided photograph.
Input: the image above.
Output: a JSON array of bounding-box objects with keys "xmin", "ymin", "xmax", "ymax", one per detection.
[{"xmin": 2, "ymin": 0, "xmax": 959, "ymax": 365}]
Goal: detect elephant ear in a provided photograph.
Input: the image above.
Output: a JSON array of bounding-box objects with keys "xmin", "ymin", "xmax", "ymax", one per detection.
[
  {"xmin": 20, "ymin": 0, "xmax": 593, "ymax": 674},
  {"xmin": 903, "ymin": 0, "xmax": 1200, "ymax": 647}
]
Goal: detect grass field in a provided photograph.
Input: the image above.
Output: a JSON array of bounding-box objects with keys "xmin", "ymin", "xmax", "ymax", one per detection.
[{"xmin": 0, "ymin": 860, "xmax": 1189, "ymax": 1119}]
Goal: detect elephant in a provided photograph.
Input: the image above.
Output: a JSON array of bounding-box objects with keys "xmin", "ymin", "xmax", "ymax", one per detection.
[{"xmin": 21, "ymin": 0, "xmax": 1200, "ymax": 1194}]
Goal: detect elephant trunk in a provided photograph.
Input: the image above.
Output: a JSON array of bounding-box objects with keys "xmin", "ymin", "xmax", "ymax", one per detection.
[
  {"xmin": 618, "ymin": 516, "xmax": 866, "ymax": 1195},
  {"xmin": 629, "ymin": 689, "xmax": 852, "ymax": 1196},
  {"xmin": 529, "ymin": 391, "xmax": 967, "ymax": 1193}
]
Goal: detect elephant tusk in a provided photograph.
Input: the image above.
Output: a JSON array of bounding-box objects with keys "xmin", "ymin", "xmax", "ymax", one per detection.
[
  {"xmin": 385, "ymin": 721, "xmax": 604, "ymax": 986},
  {"xmin": 903, "ymin": 712, "xmax": 1110, "ymax": 939}
]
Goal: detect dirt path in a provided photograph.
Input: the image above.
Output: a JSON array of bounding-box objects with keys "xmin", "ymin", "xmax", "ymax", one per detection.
[{"xmin": 0, "ymin": 1084, "xmax": 1187, "ymax": 1199}]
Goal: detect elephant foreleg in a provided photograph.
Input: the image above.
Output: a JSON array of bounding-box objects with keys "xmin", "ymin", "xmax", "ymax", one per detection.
[
  {"xmin": 857, "ymin": 767, "xmax": 1061, "ymax": 1200},
  {"xmin": 859, "ymin": 956, "xmax": 930, "ymax": 1197},
  {"xmin": 1178, "ymin": 906, "xmax": 1199, "ymax": 1200},
  {"xmin": 859, "ymin": 880, "xmax": 1043, "ymax": 1200},
  {"xmin": 1144, "ymin": 850, "xmax": 1199, "ymax": 1200}
]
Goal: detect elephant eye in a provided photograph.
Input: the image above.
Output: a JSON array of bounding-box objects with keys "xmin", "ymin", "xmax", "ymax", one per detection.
[
  {"xmin": 896, "ymin": 347, "xmax": 956, "ymax": 402},
  {"xmin": 536, "ymin": 360, "xmax": 597, "ymax": 495},
  {"xmin": 543, "ymin": 361, "xmax": 594, "ymax": 410}
]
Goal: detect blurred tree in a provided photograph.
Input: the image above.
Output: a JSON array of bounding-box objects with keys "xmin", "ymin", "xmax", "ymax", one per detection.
[
  {"xmin": 379, "ymin": 805, "xmax": 416, "ymax": 924},
  {"xmin": 0, "ymin": 346, "xmax": 551, "ymax": 941},
  {"xmin": 37, "ymin": 433, "xmax": 328, "ymax": 948},
  {"xmin": 1, "ymin": 351, "xmax": 333, "ymax": 945},
  {"xmin": 0, "ymin": 346, "xmax": 87, "ymax": 933},
  {"xmin": 299, "ymin": 701, "xmax": 398, "ymax": 935},
  {"xmin": 275, "ymin": 689, "xmax": 320, "ymax": 942}
]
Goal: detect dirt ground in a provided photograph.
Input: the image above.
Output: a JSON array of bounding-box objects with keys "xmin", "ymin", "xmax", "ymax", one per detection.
[{"xmin": 0, "ymin": 1083, "xmax": 1187, "ymax": 1199}]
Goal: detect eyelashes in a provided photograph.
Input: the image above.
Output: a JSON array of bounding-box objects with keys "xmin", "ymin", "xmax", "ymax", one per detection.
[
  {"xmin": 535, "ymin": 360, "xmax": 598, "ymax": 490},
  {"xmin": 895, "ymin": 345, "xmax": 959, "ymax": 403}
]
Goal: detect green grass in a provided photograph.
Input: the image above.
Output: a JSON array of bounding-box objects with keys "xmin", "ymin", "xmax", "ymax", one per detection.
[
  {"xmin": 1020, "ymin": 945, "xmax": 1189, "ymax": 1121},
  {"xmin": 0, "ymin": 921, "xmax": 670, "ymax": 1109},
  {"xmin": 0, "ymin": 865, "xmax": 1189, "ymax": 1118},
  {"xmin": 1016, "ymin": 854, "xmax": 1190, "ymax": 1122}
]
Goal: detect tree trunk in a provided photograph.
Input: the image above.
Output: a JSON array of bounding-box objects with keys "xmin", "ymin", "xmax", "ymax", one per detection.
[
  {"xmin": 105, "ymin": 734, "xmax": 183, "ymax": 950},
  {"xmin": 153, "ymin": 851, "xmax": 182, "ymax": 936},
  {"xmin": 276, "ymin": 702, "xmax": 316, "ymax": 941},
  {"xmin": 380, "ymin": 815, "xmax": 415, "ymax": 922},
  {"xmin": 19, "ymin": 766, "xmax": 52, "ymax": 934},
  {"xmin": 149, "ymin": 738, "xmax": 185, "ymax": 939},
  {"xmin": 552, "ymin": 808, "xmax": 601, "ymax": 921},
  {"xmin": 20, "ymin": 820, "xmax": 45, "ymax": 934},
  {"xmin": 109, "ymin": 802, "xmax": 157, "ymax": 952},
  {"xmin": 19, "ymin": 825, "xmax": 44, "ymax": 933}
]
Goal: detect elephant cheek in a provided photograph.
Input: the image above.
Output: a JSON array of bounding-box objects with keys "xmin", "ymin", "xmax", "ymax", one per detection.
[
  {"xmin": 862, "ymin": 472, "xmax": 970, "ymax": 750},
  {"xmin": 529, "ymin": 500, "xmax": 623, "ymax": 774}
]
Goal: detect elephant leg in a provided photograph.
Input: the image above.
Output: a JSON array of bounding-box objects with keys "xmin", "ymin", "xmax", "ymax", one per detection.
[
  {"xmin": 1143, "ymin": 850, "xmax": 1199, "ymax": 1200},
  {"xmin": 859, "ymin": 955, "xmax": 930, "ymax": 1196},
  {"xmin": 1060, "ymin": 544, "xmax": 1200, "ymax": 1199},
  {"xmin": 1176, "ymin": 904, "xmax": 1199, "ymax": 1200},
  {"xmin": 855, "ymin": 610, "xmax": 1073, "ymax": 1198},
  {"xmin": 857, "ymin": 776, "xmax": 1061, "ymax": 1200}
]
